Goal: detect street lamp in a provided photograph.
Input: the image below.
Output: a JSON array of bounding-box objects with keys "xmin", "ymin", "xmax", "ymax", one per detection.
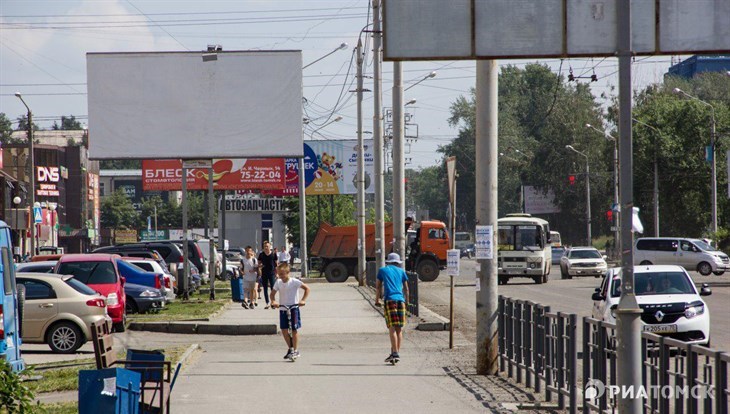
[
  {"xmin": 49, "ymin": 203, "xmax": 57, "ymax": 248},
  {"xmin": 585, "ymin": 123, "xmax": 619, "ymax": 254},
  {"xmin": 303, "ymin": 43, "xmax": 348, "ymax": 69},
  {"xmin": 673, "ymin": 88, "xmax": 717, "ymax": 235},
  {"xmin": 405, "ymin": 98, "xmax": 417, "ymax": 106},
  {"xmin": 632, "ymin": 118, "xmax": 663, "ymax": 237},
  {"xmin": 12, "ymin": 196, "xmax": 21, "ymax": 257},
  {"xmin": 566, "ymin": 145, "xmax": 592, "ymax": 246},
  {"xmin": 308, "ymin": 115, "xmax": 343, "ymax": 139},
  {"xmin": 15, "ymin": 92, "xmax": 36, "ymax": 256},
  {"xmin": 405, "ymin": 71, "xmax": 437, "ymax": 91}
]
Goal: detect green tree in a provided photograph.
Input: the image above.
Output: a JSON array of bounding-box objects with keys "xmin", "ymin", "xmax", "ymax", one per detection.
[
  {"xmin": 15, "ymin": 115, "xmax": 39, "ymax": 132},
  {"xmin": 0, "ymin": 113, "xmax": 14, "ymax": 143},
  {"xmin": 51, "ymin": 115, "xmax": 82, "ymax": 130},
  {"xmin": 100, "ymin": 189, "xmax": 138, "ymax": 229},
  {"xmin": 100, "ymin": 160, "xmax": 141, "ymax": 170}
]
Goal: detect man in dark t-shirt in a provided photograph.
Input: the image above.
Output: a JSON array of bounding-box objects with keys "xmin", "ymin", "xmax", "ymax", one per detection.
[{"xmin": 258, "ymin": 241, "xmax": 278, "ymax": 309}]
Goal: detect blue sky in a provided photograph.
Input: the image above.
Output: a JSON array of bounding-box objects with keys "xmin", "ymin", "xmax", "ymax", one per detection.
[{"xmin": 0, "ymin": 0, "xmax": 680, "ymax": 168}]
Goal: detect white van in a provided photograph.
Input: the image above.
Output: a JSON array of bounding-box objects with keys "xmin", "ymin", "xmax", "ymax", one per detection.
[{"xmin": 633, "ymin": 237, "xmax": 730, "ymax": 276}]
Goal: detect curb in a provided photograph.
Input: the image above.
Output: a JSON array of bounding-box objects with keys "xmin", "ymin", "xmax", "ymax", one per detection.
[
  {"xmin": 178, "ymin": 342, "xmax": 201, "ymax": 366},
  {"xmin": 128, "ymin": 321, "xmax": 277, "ymax": 335},
  {"xmin": 697, "ymin": 281, "xmax": 730, "ymax": 287}
]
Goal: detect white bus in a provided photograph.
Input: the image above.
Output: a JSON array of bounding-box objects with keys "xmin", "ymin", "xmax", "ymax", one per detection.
[
  {"xmin": 497, "ymin": 213, "xmax": 552, "ymax": 285},
  {"xmin": 550, "ymin": 231, "xmax": 562, "ymax": 247}
]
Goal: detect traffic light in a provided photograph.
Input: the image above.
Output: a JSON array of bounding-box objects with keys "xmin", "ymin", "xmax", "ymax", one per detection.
[
  {"xmin": 568, "ymin": 175, "xmax": 576, "ymax": 185},
  {"xmin": 606, "ymin": 210, "xmax": 613, "ymax": 222}
]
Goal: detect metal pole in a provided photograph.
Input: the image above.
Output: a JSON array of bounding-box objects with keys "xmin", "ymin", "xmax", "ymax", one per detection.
[
  {"xmin": 613, "ymin": 140, "xmax": 620, "ymax": 252},
  {"xmin": 586, "ymin": 161, "xmax": 591, "ymax": 246},
  {"xmin": 476, "ymin": 60, "xmax": 499, "ymax": 375},
  {"xmin": 356, "ymin": 38, "xmax": 366, "ymax": 286},
  {"xmin": 392, "ymin": 61, "xmax": 405, "ymax": 267},
  {"xmin": 28, "ymin": 111, "xmax": 36, "ymax": 256},
  {"xmin": 372, "ymin": 0, "xmax": 385, "ymax": 269},
  {"xmin": 221, "ymin": 191, "xmax": 226, "ymax": 283},
  {"xmin": 181, "ymin": 166, "xmax": 190, "ymax": 300},
  {"xmin": 654, "ymin": 145, "xmax": 659, "ymax": 236},
  {"xmin": 616, "ymin": 1, "xmax": 642, "ymax": 412},
  {"xmin": 208, "ymin": 167, "xmax": 215, "ymax": 300},
  {"xmin": 449, "ymin": 177, "xmax": 456, "ymax": 349},
  {"xmin": 298, "ymin": 157, "xmax": 308, "ymax": 278},
  {"xmin": 711, "ymin": 116, "xmax": 717, "ymax": 235},
  {"xmin": 154, "ymin": 205, "xmax": 158, "ymax": 238}
]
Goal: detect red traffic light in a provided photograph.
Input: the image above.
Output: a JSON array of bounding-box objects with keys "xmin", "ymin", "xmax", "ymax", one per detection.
[
  {"xmin": 568, "ymin": 175, "xmax": 576, "ymax": 185},
  {"xmin": 606, "ymin": 210, "xmax": 613, "ymax": 221}
]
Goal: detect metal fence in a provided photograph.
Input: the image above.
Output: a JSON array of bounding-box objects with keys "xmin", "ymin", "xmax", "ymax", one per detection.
[
  {"xmin": 366, "ymin": 262, "xmax": 419, "ymax": 316},
  {"xmin": 499, "ymin": 297, "xmax": 730, "ymax": 413}
]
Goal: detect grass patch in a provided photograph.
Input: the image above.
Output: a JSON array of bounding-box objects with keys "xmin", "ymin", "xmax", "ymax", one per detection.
[
  {"xmin": 28, "ymin": 345, "xmax": 191, "ymax": 395},
  {"xmin": 128, "ymin": 289, "xmax": 229, "ymax": 322},
  {"xmin": 39, "ymin": 401, "xmax": 77, "ymax": 413}
]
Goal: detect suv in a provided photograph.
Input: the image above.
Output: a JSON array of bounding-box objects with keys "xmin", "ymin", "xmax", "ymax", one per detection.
[
  {"xmin": 634, "ymin": 237, "xmax": 730, "ymax": 276},
  {"xmin": 592, "ymin": 265, "xmax": 712, "ymax": 345},
  {"xmin": 94, "ymin": 242, "xmax": 184, "ymax": 276},
  {"xmin": 0, "ymin": 220, "xmax": 24, "ymax": 371}
]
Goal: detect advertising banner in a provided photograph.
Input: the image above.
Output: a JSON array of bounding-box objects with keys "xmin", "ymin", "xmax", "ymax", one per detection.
[
  {"xmin": 223, "ymin": 196, "xmax": 288, "ymax": 212},
  {"xmin": 115, "ymin": 229, "xmax": 137, "ymax": 244},
  {"xmin": 142, "ymin": 158, "xmax": 285, "ymax": 191},
  {"xmin": 447, "ymin": 249, "xmax": 461, "ymax": 276},
  {"xmin": 523, "ymin": 185, "xmax": 561, "ymax": 214},
  {"xmin": 475, "ymin": 225, "xmax": 493, "ymax": 260}
]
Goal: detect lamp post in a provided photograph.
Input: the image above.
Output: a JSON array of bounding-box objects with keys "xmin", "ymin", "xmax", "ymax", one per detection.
[
  {"xmin": 586, "ymin": 123, "xmax": 619, "ymax": 254},
  {"xmin": 303, "ymin": 43, "xmax": 348, "ymax": 69},
  {"xmin": 632, "ymin": 118, "xmax": 663, "ymax": 236},
  {"xmin": 13, "ymin": 196, "xmax": 21, "ymax": 257},
  {"xmin": 404, "ymin": 71, "xmax": 437, "ymax": 91},
  {"xmin": 673, "ymin": 88, "xmax": 717, "ymax": 235},
  {"xmin": 566, "ymin": 145, "xmax": 592, "ymax": 245},
  {"xmin": 15, "ymin": 92, "xmax": 36, "ymax": 256}
]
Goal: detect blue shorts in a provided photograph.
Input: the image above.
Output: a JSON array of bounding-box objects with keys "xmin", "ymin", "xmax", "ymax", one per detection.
[{"xmin": 279, "ymin": 307, "xmax": 301, "ymax": 330}]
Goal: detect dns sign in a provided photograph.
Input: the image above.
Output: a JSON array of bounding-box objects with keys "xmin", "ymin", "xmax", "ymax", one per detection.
[{"xmin": 37, "ymin": 166, "xmax": 60, "ymax": 182}]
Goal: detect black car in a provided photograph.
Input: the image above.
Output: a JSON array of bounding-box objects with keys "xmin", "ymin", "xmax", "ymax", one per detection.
[
  {"xmin": 165, "ymin": 240, "xmax": 207, "ymax": 276},
  {"xmin": 124, "ymin": 282, "xmax": 164, "ymax": 314},
  {"xmin": 94, "ymin": 242, "xmax": 184, "ymax": 273}
]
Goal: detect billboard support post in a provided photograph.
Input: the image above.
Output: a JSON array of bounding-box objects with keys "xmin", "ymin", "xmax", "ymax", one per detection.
[
  {"xmin": 373, "ymin": 0, "xmax": 385, "ymax": 270},
  {"xmin": 298, "ymin": 157, "xmax": 308, "ymax": 278},
  {"xmin": 393, "ymin": 61, "xmax": 405, "ymax": 267},
  {"xmin": 208, "ymin": 167, "xmax": 216, "ymax": 300},
  {"xmin": 181, "ymin": 166, "xmax": 189, "ymax": 301}
]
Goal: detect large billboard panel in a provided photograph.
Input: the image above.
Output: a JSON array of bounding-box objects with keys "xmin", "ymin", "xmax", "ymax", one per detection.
[
  {"xmin": 142, "ymin": 158, "xmax": 285, "ymax": 191},
  {"xmin": 523, "ymin": 186, "xmax": 561, "ymax": 215},
  {"xmin": 87, "ymin": 51, "xmax": 303, "ymax": 159}
]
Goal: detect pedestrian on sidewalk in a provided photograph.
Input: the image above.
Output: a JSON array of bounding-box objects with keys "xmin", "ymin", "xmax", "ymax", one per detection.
[
  {"xmin": 374, "ymin": 252, "xmax": 409, "ymax": 364},
  {"xmin": 278, "ymin": 245, "xmax": 291, "ymax": 266},
  {"xmin": 258, "ymin": 241, "xmax": 278, "ymax": 309},
  {"xmin": 240, "ymin": 246, "xmax": 258, "ymax": 309},
  {"xmin": 270, "ymin": 262, "xmax": 310, "ymax": 361}
]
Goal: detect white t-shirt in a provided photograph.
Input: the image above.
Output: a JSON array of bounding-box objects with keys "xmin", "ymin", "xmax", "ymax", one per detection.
[
  {"xmin": 273, "ymin": 277, "xmax": 303, "ymax": 306},
  {"xmin": 240, "ymin": 257, "xmax": 258, "ymax": 282},
  {"xmin": 278, "ymin": 251, "xmax": 291, "ymax": 263}
]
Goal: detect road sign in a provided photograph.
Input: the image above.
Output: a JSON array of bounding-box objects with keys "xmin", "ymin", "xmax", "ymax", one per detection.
[{"xmin": 33, "ymin": 206, "xmax": 42, "ymax": 224}]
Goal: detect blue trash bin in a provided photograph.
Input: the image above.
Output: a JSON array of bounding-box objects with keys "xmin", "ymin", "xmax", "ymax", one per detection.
[
  {"xmin": 231, "ymin": 277, "xmax": 244, "ymax": 302},
  {"xmin": 79, "ymin": 368, "xmax": 141, "ymax": 414},
  {"xmin": 126, "ymin": 349, "xmax": 165, "ymax": 383}
]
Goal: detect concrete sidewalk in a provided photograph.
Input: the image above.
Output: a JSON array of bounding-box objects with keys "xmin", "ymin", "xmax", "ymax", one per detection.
[{"xmin": 171, "ymin": 283, "xmax": 559, "ymax": 413}]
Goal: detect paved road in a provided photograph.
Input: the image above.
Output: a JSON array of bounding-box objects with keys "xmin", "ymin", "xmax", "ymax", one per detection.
[{"xmin": 419, "ymin": 261, "xmax": 730, "ymax": 351}]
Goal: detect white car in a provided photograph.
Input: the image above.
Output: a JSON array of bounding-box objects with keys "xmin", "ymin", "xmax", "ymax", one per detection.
[
  {"xmin": 123, "ymin": 258, "xmax": 176, "ymax": 303},
  {"xmin": 560, "ymin": 247, "xmax": 607, "ymax": 279},
  {"xmin": 591, "ymin": 265, "xmax": 712, "ymax": 345}
]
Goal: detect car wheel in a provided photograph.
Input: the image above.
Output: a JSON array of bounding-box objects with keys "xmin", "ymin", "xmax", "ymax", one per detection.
[
  {"xmin": 542, "ymin": 273, "xmax": 548, "ymax": 284},
  {"xmin": 16, "ymin": 284, "xmax": 25, "ymax": 338},
  {"xmin": 113, "ymin": 314, "xmax": 127, "ymax": 333},
  {"xmin": 712, "ymin": 271, "xmax": 724, "ymax": 276},
  {"xmin": 560, "ymin": 265, "xmax": 567, "ymax": 279},
  {"xmin": 533, "ymin": 276, "xmax": 543, "ymax": 284},
  {"xmin": 416, "ymin": 260, "xmax": 440, "ymax": 282},
  {"xmin": 697, "ymin": 262, "xmax": 712, "ymax": 276},
  {"xmin": 47, "ymin": 322, "xmax": 83, "ymax": 354},
  {"xmin": 126, "ymin": 298, "xmax": 139, "ymax": 314},
  {"xmin": 498, "ymin": 276, "xmax": 508, "ymax": 285},
  {"xmin": 324, "ymin": 262, "xmax": 349, "ymax": 283},
  {"xmin": 640, "ymin": 260, "xmax": 652, "ymax": 266}
]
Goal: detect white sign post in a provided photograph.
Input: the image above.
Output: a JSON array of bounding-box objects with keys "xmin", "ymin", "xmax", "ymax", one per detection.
[
  {"xmin": 447, "ymin": 249, "xmax": 461, "ymax": 276},
  {"xmin": 475, "ymin": 225, "xmax": 493, "ymax": 260}
]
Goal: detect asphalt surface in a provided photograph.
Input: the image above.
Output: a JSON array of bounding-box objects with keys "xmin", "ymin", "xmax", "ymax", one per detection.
[{"xmin": 418, "ymin": 261, "xmax": 730, "ymax": 352}]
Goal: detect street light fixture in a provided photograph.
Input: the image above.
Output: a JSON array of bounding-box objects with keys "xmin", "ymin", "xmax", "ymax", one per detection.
[
  {"xmin": 405, "ymin": 71, "xmax": 437, "ymax": 91},
  {"xmin": 632, "ymin": 118, "xmax": 663, "ymax": 237},
  {"xmin": 585, "ymin": 123, "xmax": 619, "ymax": 254},
  {"xmin": 566, "ymin": 145, "xmax": 592, "ymax": 246},
  {"xmin": 303, "ymin": 43, "xmax": 348, "ymax": 69},
  {"xmin": 405, "ymin": 99, "xmax": 417, "ymax": 106},
  {"xmin": 673, "ymin": 87, "xmax": 718, "ymax": 235},
  {"xmin": 15, "ymin": 92, "xmax": 36, "ymax": 256},
  {"xmin": 309, "ymin": 116, "xmax": 343, "ymax": 139}
]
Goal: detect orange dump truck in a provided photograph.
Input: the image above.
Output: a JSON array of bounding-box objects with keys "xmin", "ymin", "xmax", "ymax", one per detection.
[{"xmin": 310, "ymin": 220, "xmax": 450, "ymax": 282}]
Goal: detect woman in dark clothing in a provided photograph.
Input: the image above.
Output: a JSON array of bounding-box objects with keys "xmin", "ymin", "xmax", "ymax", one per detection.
[{"xmin": 258, "ymin": 241, "xmax": 278, "ymax": 309}]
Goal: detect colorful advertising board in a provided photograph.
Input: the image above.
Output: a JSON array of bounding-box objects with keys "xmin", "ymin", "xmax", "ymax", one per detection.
[{"xmin": 142, "ymin": 158, "xmax": 285, "ymax": 191}]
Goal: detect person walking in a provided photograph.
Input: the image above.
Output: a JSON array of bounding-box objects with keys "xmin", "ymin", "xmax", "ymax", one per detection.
[
  {"xmin": 258, "ymin": 241, "xmax": 278, "ymax": 309},
  {"xmin": 374, "ymin": 252, "xmax": 409, "ymax": 364},
  {"xmin": 278, "ymin": 246, "xmax": 291, "ymax": 265},
  {"xmin": 270, "ymin": 263, "xmax": 310, "ymax": 361},
  {"xmin": 239, "ymin": 246, "xmax": 258, "ymax": 309}
]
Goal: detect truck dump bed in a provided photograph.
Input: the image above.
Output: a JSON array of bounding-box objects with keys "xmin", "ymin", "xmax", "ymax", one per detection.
[{"xmin": 310, "ymin": 222, "xmax": 394, "ymax": 259}]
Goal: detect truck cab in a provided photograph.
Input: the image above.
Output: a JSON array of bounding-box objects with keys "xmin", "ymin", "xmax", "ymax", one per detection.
[
  {"xmin": 0, "ymin": 220, "xmax": 25, "ymax": 372},
  {"xmin": 405, "ymin": 220, "xmax": 450, "ymax": 281}
]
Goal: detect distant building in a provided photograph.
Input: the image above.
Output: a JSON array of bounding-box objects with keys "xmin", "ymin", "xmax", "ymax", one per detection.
[{"xmin": 667, "ymin": 55, "xmax": 730, "ymax": 79}]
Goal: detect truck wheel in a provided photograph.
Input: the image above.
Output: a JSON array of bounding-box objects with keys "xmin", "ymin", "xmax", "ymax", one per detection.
[
  {"xmin": 499, "ymin": 276, "xmax": 508, "ymax": 285},
  {"xmin": 713, "ymin": 271, "xmax": 724, "ymax": 276},
  {"xmin": 17, "ymin": 284, "xmax": 25, "ymax": 338},
  {"xmin": 416, "ymin": 260, "xmax": 439, "ymax": 282},
  {"xmin": 533, "ymin": 276, "xmax": 543, "ymax": 284},
  {"xmin": 697, "ymin": 262, "xmax": 712, "ymax": 276},
  {"xmin": 324, "ymin": 262, "xmax": 349, "ymax": 283}
]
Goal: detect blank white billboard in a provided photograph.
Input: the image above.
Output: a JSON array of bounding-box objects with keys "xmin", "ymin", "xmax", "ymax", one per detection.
[
  {"xmin": 87, "ymin": 51, "xmax": 303, "ymax": 160},
  {"xmin": 384, "ymin": 0, "xmax": 730, "ymax": 60}
]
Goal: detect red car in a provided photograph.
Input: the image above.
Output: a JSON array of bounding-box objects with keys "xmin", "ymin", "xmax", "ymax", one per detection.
[{"xmin": 55, "ymin": 254, "xmax": 127, "ymax": 332}]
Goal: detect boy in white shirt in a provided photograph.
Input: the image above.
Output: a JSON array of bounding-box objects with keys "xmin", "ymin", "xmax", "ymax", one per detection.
[
  {"xmin": 270, "ymin": 263, "xmax": 310, "ymax": 360},
  {"xmin": 240, "ymin": 246, "xmax": 258, "ymax": 309}
]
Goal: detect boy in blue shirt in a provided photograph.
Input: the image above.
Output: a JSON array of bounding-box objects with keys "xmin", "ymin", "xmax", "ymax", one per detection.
[{"xmin": 375, "ymin": 253, "xmax": 409, "ymax": 364}]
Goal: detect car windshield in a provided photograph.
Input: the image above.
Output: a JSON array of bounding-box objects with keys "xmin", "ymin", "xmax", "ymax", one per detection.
[
  {"xmin": 65, "ymin": 277, "xmax": 98, "ymax": 295},
  {"xmin": 57, "ymin": 261, "xmax": 117, "ymax": 285},
  {"xmin": 693, "ymin": 240, "xmax": 717, "ymax": 252},
  {"xmin": 498, "ymin": 225, "xmax": 543, "ymax": 251},
  {"xmin": 611, "ymin": 271, "xmax": 695, "ymax": 297},
  {"xmin": 570, "ymin": 250, "xmax": 601, "ymax": 259},
  {"xmin": 455, "ymin": 233, "xmax": 471, "ymax": 241}
]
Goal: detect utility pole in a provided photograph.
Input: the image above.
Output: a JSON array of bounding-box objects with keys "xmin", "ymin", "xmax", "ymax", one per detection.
[
  {"xmin": 372, "ymin": 0, "xmax": 385, "ymax": 269},
  {"xmin": 711, "ymin": 117, "xmax": 717, "ymax": 236},
  {"xmin": 15, "ymin": 93, "xmax": 35, "ymax": 256},
  {"xmin": 476, "ymin": 60, "xmax": 499, "ymax": 375},
  {"xmin": 392, "ymin": 61, "xmax": 405, "ymax": 266},
  {"xmin": 298, "ymin": 157, "xmax": 308, "ymax": 278},
  {"xmin": 616, "ymin": 1, "xmax": 642, "ymax": 412},
  {"xmin": 208, "ymin": 167, "xmax": 216, "ymax": 300},
  {"xmin": 654, "ymin": 148, "xmax": 659, "ymax": 236},
  {"xmin": 181, "ymin": 166, "xmax": 189, "ymax": 300},
  {"xmin": 154, "ymin": 205, "xmax": 158, "ymax": 238},
  {"xmin": 356, "ymin": 38, "xmax": 367, "ymax": 285},
  {"xmin": 221, "ymin": 191, "xmax": 226, "ymax": 286}
]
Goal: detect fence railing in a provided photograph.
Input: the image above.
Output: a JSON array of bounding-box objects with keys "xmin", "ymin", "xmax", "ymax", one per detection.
[
  {"xmin": 499, "ymin": 296, "xmax": 730, "ymax": 413},
  {"xmin": 366, "ymin": 262, "xmax": 419, "ymax": 316}
]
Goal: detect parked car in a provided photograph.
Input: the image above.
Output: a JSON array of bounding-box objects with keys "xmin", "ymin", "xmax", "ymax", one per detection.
[
  {"xmin": 591, "ymin": 265, "xmax": 712, "ymax": 345},
  {"xmin": 123, "ymin": 258, "xmax": 175, "ymax": 302},
  {"xmin": 560, "ymin": 247, "xmax": 607, "ymax": 279},
  {"xmin": 125, "ymin": 283, "xmax": 165, "ymax": 314},
  {"xmin": 55, "ymin": 254, "xmax": 127, "ymax": 332},
  {"xmin": 459, "ymin": 243, "xmax": 475, "ymax": 259},
  {"xmin": 16, "ymin": 261, "xmax": 57, "ymax": 273},
  {"xmin": 633, "ymin": 237, "xmax": 730, "ymax": 276},
  {"xmin": 16, "ymin": 272, "xmax": 112, "ymax": 353},
  {"xmin": 116, "ymin": 260, "xmax": 166, "ymax": 301},
  {"xmin": 551, "ymin": 246, "xmax": 566, "ymax": 265},
  {"xmin": 166, "ymin": 240, "xmax": 208, "ymax": 281},
  {"xmin": 94, "ymin": 242, "xmax": 184, "ymax": 278}
]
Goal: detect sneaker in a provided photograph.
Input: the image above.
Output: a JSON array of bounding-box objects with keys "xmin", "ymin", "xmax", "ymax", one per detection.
[
  {"xmin": 264, "ymin": 305, "xmax": 270, "ymax": 309},
  {"xmin": 254, "ymin": 302, "xmax": 258, "ymax": 307},
  {"xmin": 291, "ymin": 350, "xmax": 300, "ymax": 359},
  {"xmin": 284, "ymin": 349, "xmax": 293, "ymax": 360},
  {"xmin": 384, "ymin": 353, "xmax": 395, "ymax": 363},
  {"xmin": 241, "ymin": 301, "xmax": 249, "ymax": 309},
  {"xmin": 392, "ymin": 353, "xmax": 400, "ymax": 362}
]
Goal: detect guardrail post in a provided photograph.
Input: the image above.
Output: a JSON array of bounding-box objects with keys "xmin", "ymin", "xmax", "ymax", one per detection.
[
  {"xmin": 597, "ymin": 322, "xmax": 607, "ymax": 413},
  {"xmin": 687, "ymin": 345, "xmax": 698, "ymax": 414},
  {"xmin": 717, "ymin": 353, "xmax": 728, "ymax": 414},
  {"xmin": 658, "ymin": 336, "xmax": 670, "ymax": 414},
  {"xmin": 556, "ymin": 315, "xmax": 565, "ymax": 409},
  {"xmin": 568, "ymin": 314, "xmax": 577, "ymax": 414},
  {"xmin": 507, "ymin": 299, "xmax": 514, "ymax": 378},
  {"xmin": 515, "ymin": 300, "xmax": 523, "ymax": 384},
  {"xmin": 534, "ymin": 304, "xmax": 543, "ymax": 393},
  {"xmin": 498, "ymin": 296, "xmax": 505, "ymax": 372},
  {"xmin": 582, "ymin": 318, "xmax": 590, "ymax": 414},
  {"xmin": 544, "ymin": 310, "xmax": 553, "ymax": 402},
  {"xmin": 524, "ymin": 301, "xmax": 533, "ymax": 389}
]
